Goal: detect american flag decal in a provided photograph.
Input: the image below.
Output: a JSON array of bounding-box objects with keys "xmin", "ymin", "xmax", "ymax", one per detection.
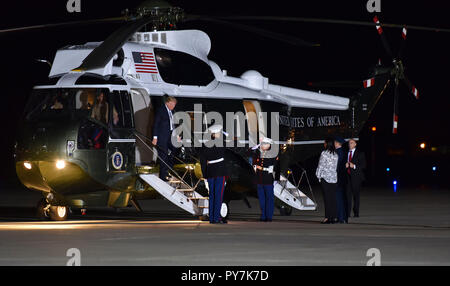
[{"xmin": 132, "ymin": 51, "xmax": 158, "ymax": 74}]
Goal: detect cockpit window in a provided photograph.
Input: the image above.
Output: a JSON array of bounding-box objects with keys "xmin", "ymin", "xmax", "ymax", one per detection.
[
  {"xmin": 25, "ymin": 88, "xmax": 109, "ymax": 122},
  {"xmin": 154, "ymin": 48, "xmax": 215, "ymax": 86}
]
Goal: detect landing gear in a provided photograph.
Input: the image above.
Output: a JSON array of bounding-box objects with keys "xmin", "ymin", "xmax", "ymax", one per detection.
[
  {"xmin": 36, "ymin": 197, "xmax": 69, "ymax": 221},
  {"xmin": 49, "ymin": 206, "xmax": 69, "ymax": 221},
  {"xmin": 36, "ymin": 198, "xmax": 50, "ymax": 219}
]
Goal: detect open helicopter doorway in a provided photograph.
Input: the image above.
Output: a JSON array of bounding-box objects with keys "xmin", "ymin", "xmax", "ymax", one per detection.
[
  {"xmin": 243, "ymin": 100, "xmax": 266, "ymax": 147},
  {"xmin": 130, "ymin": 88, "xmax": 155, "ymax": 165}
]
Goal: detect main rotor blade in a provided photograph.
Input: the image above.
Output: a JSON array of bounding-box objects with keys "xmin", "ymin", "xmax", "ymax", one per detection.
[
  {"xmin": 398, "ymin": 27, "xmax": 407, "ymax": 59},
  {"xmin": 73, "ymin": 16, "xmax": 155, "ymax": 72},
  {"xmin": 402, "ymin": 75, "xmax": 420, "ymax": 99},
  {"xmin": 392, "ymin": 81, "xmax": 399, "ymax": 134},
  {"xmin": 0, "ymin": 17, "xmax": 127, "ymax": 34},
  {"xmin": 210, "ymin": 15, "xmax": 450, "ymax": 33},
  {"xmin": 184, "ymin": 15, "xmax": 319, "ymax": 47},
  {"xmin": 373, "ymin": 16, "xmax": 394, "ymax": 59}
]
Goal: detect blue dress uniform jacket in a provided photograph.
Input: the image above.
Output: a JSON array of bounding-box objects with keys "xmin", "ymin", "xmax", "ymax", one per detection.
[
  {"xmin": 250, "ymin": 147, "xmax": 280, "ymax": 221},
  {"xmin": 251, "ymin": 149, "xmax": 281, "ymax": 185},
  {"xmin": 200, "ymin": 139, "xmax": 228, "ymax": 223},
  {"xmin": 200, "ymin": 143, "xmax": 228, "ymax": 178}
]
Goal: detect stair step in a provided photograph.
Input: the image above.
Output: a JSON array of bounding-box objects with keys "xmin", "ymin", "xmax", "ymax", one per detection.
[
  {"xmin": 177, "ymin": 189, "xmax": 195, "ymax": 192},
  {"xmin": 188, "ymin": 197, "xmax": 208, "ymax": 200}
]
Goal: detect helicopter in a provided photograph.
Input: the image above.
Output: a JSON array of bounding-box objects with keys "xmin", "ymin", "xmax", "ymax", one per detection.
[{"xmin": 8, "ymin": 0, "xmax": 442, "ymax": 221}]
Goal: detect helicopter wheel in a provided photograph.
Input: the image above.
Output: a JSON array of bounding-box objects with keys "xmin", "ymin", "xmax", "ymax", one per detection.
[
  {"xmin": 36, "ymin": 198, "xmax": 50, "ymax": 219},
  {"xmin": 279, "ymin": 204, "xmax": 293, "ymax": 216},
  {"xmin": 48, "ymin": 206, "xmax": 69, "ymax": 221}
]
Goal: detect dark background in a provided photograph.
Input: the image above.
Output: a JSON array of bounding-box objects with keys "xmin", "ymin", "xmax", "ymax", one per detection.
[{"xmin": 0, "ymin": 0, "xmax": 449, "ymax": 188}]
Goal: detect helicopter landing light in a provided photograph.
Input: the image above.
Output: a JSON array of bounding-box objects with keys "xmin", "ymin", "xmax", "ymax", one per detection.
[
  {"xmin": 23, "ymin": 162, "xmax": 32, "ymax": 170},
  {"xmin": 56, "ymin": 160, "xmax": 66, "ymax": 170}
]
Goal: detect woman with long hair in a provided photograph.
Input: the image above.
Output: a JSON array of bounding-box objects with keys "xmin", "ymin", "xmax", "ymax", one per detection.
[{"xmin": 316, "ymin": 137, "xmax": 339, "ymax": 224}]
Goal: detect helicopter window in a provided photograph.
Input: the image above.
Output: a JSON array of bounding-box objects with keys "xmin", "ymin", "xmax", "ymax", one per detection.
[
  {"xmin": 77, "ymin": 119, "xmax": 107, "ymax": 150},
  {"xmin": 110, "ymin": 91, "xmax": 134, "ymax": 129},
  {"xmin": 25, "ymin": 88, "xmax": 109, "ymax": 121},
  {"xmin": 154, "ymin": 48, "xmax": 215, "ymax": 86},
  {"xmin": 89, "ymin": 91, "xmax": 109, "ymax": 125},
  {"xmin": 75, "ymin": 89, "xmax": 96, "ymax": 110}
]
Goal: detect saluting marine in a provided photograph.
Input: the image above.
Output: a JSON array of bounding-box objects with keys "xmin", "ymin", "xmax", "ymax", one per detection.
[
  {"xmin": 250, "ymin": 137, "xmax": 280, "ymax": 222},
  {"xmin": 200, "ymin": 124, "xmax": 229, "ymax": 224}
]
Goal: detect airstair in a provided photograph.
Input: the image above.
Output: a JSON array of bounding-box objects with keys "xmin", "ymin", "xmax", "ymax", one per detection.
[
  {"xmin": 139, "ymin": 173, "xmax": 208, "ymax": 216},
  {"xmin": 134, "ymin": 131, "xmax": 316, "ymax": 217},
  {"xmin": 274, "ymin": 170, "xmax": 317, "ymax": 211},
  {"xmin": 134, "ymin": 132, "xmax": 209, "ymax": 217}
]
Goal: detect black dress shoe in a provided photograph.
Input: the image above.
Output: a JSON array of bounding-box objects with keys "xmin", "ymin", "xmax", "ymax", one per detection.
[
  {"xmin": 320, "ymin": 219, "xmax": 329, "ymax": 224},
  {"xmin": 260, "ymin": 218, "xmax": 267, "ymax": 222},
  {"xmin": 219, "ymin": 220, "xmax": 228, "ymax": 224},
  {"xmin": 266, "ymin": 219, "xmax": 272, "ymax": 222},
  {"xmin": 354, "ymin": 214, "xmax": 359, "ymax": 218}
]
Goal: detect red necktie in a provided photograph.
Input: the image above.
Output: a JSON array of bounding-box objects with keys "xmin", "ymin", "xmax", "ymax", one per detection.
[{"xmin": 347, "ymin": 151, "xmax": 353, "ymax": 174}]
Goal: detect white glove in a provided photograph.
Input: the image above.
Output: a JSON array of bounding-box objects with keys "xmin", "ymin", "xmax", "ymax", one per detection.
[{"xmin": 251, "ymin": 144, "xmax": 261, "ymax": 150}]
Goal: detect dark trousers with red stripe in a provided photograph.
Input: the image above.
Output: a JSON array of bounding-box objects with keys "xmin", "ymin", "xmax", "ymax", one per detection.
[
  {"xmin": 257, "ymin": 184, "xmax": 274, "ymax": 221},
  {"xmin": 207, "ymin": 177, "xmax": 226, "ymax": 223}
]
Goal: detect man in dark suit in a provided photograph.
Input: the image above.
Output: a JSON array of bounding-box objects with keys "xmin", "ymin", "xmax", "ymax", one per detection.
[
  {"xmin": 345, "ymin": 138, "xmax": 366, "ymax": 218},
  {"xmin": 334, "ymin": 136, "xmax": 348, "ymax": 223},
  {"xmin": 152, "ymin": 96, "xmax": 177, "ymax": 181}
]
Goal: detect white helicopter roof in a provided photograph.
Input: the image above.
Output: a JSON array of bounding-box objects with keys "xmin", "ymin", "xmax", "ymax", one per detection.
[{"xmin": 47, "ymin": 29, "xmax": 349, "ymax": 111}]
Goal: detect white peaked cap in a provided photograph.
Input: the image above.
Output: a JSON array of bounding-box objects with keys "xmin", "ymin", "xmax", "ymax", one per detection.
[
  {"xmin": 208, "ymin": 124, "xmax": 223, "ymax": 133},
  {"xmin": 261, "ymin": 137, "xmax": 274, "ymax": 144}
]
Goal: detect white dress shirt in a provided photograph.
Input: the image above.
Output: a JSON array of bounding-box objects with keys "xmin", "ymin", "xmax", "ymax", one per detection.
[{"xmin": 348, "ymin": 148, "xmax": 357, "ymax": 169}]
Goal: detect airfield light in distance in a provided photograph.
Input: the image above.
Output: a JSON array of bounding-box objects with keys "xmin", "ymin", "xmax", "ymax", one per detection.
[
  {"xmin": 371, "ymin": 126, "xmax": 377, "ymax": 132},
  {"xmin": 393, "ymin": 180, "xmax": 398, "ymax": 193},
  {"xmin": 420, "ymin": 143, "xmax": 426, "ymax": 149},
  {"xmin": 386, "ymin": 167, "xmax": 390, "ymax": 172}
]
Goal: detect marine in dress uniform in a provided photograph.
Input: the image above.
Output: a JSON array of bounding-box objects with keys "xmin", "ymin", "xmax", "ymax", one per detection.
[
  {"xmin": 250, "ymin": 137, "xmax": 280, "ymax": 222},
  {"xmin": 200, "ymin": 125, "xmax": 229, "ymax": 224}
]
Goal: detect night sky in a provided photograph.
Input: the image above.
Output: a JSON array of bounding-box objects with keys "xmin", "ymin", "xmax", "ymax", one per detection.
[{"xmin": 1, "ymin": 0, "xmax": 449, "ymax": 186}]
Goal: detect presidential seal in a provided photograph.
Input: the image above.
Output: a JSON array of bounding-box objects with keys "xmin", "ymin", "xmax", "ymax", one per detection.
[{"xmin": 111, "ymin": 151, "xmax": 123, "ymax": 170}]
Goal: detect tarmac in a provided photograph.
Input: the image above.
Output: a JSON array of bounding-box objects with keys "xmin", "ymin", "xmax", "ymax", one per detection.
[{"xmin": 0, "ymin": 183, "xmax": 449, "ymax": 266}]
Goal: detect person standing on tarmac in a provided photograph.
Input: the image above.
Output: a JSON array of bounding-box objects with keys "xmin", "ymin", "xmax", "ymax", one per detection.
[
  {"xmin": 250, "ymin": 137, "xmax": 280, "ymax": 222},
  {"xmin": 200, "ymin": 124, "xmax": 229, "ymax": 224},
  {"xmin": 334, "ymin": 136, "xmax": 349, "ymax": 224}
]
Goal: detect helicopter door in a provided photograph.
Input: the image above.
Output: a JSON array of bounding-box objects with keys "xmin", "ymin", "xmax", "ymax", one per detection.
[
  {"xmin": 243, "ymin": 100, "xmax": 266, "ymax": 147},
  {"xmin": 130, "ymin": 89, "xmax": 154, "ymax": 165},
  {"xmin": 107, "ymin": 90, "xmax": 136, "ymax": 173}
]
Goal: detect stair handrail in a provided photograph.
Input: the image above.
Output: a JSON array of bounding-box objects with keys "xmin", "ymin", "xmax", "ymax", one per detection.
[{"xmin": 133, "ymin": 131, "xmax": 193, "ymax": 189}]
